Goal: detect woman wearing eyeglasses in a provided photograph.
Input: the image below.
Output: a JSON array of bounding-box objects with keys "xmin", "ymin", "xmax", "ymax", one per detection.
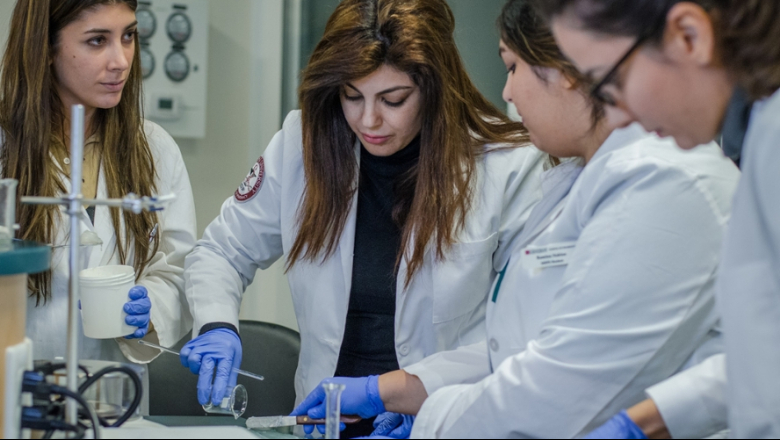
[
  {"xmin": 541, "ymin": 0, "xmax": 780, "ymax": 438},
  {"xmin": 289, "ymin": 1, "xmax": 739, "ymax": 437}
]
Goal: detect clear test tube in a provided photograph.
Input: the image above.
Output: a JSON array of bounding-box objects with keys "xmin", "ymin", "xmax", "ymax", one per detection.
[
  {"xmin": 202, "ymin": 384, "xmax": 248, "ymax": 419},
  {"xmin": 323, "ymin": 382, "xmax": 346, "ymax": 440}
]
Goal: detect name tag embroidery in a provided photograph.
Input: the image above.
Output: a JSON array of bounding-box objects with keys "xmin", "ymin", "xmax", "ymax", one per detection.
[{"xmin": 521, "ymin": 242, "xmax": 576, "ymax": 270}]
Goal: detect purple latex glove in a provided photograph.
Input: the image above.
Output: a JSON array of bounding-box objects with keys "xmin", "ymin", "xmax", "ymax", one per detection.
[
  {"xmin": 291, "ymin": 376, "xmax": 385, "ymax": 435},
  {"xmin": 371, "ymin": 412, "xmax": 414, "ymax": 439},
  {"xmin": 123, "ymin": 286, "xmax": 151, "ymax": 339},
  {"xmin": 584, "ymin": 411, "xmax": 648, "ymax": 439},
  {"xmin": 179, "ymin": 329, "xmax": 243, "ymax": 406}
]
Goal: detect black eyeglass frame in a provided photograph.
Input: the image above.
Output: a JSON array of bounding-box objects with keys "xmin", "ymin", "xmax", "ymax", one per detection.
[{"xmin": 589, "ymin": 32, "xmax": 653, "ymax": 106}]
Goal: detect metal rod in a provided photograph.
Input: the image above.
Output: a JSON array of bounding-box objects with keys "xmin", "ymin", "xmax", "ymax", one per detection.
[
  {"xmin": 21, "ymin": 193, "xmax": 176, "ymax": 210},
  {"xmin": 65, "ymin": 105, "xmax": 84, "ymax": 427},
  {"xmin": 137, "ymin": 340, "xmax": 265, "ymax": 382}
]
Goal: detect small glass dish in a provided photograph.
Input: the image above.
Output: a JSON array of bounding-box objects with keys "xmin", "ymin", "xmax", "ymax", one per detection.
[{"xmin": 202, "ymin": 384, "xmax": 248, "ymax": 419}]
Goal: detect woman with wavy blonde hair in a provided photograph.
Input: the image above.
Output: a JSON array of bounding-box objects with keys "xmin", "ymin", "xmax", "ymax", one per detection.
[{"xmin": 181, "ymin": 0, "xmax": 546, "ymax": 435}]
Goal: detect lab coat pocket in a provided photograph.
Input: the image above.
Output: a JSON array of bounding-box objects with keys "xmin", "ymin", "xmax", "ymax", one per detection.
[{"xmin": 432, "ymin": 233, "xmax": 498, "ymax": 324}]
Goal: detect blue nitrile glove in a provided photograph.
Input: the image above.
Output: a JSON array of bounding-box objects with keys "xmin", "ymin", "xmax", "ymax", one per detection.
[
  {"xmin": 179, "ymin": 329, "xmax": 243, "ymax": 406},
  {"xmin": 371, "ymin": 412, "xmax": 414, "ymax": 439},
  {"xmin": 291, "ymin": 376, "xmax": 385, "ymax": 435},
  {"xmin": 123, "ymin": 286, "xmax": 152, "ymax": 339},
  {"xmin": 584, "ymin": 411, "xmax": 648, "ymax": 439}
]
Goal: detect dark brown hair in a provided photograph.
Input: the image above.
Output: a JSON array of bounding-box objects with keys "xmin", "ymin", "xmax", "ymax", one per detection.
[
  {"xmin": 536, "ymin": 0, "xmax": 780, "ymax": 99},
  {"xmin": 290, "ymin": 0, "xmax": 530, "ymax": 286},
  {"xmin": 0, "ymin": 0, "xmax": 160, "ymax": 304},
  {"xmin": 499, "ymin": 0, "xmax": 604, "ymax": 123}
]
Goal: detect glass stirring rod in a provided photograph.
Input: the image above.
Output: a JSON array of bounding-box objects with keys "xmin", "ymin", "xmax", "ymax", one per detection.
[{"xmin": 138, "ymin": 339, "xmax": 265, "ymax": 381}]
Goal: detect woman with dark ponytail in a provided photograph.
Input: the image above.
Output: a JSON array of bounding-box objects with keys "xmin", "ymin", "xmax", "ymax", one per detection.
[
  {"xmin": 541, "ymin": 1, "xmax": 780, "ymax": 438},
  {"xmin": 0, "ymin": 0, "xmax": 197, "ymax": 367}
]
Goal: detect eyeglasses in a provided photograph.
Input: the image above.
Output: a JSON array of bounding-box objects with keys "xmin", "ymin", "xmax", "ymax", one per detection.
[{"xmin": 589, "ymin": 33, "xmax": 652, "ymax": 107}]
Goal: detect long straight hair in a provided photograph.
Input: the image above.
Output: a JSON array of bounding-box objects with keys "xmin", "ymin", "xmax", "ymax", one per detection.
[
  {"xmin": 0, "ymin": 0, "xmax": 160, "ymax": 304},
  {"xmin": 289, "ymin": 0, "xmax": 531, "ymax": 286}
]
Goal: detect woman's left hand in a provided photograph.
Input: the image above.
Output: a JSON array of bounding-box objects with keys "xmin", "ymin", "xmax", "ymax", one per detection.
[{"xmin": 124, "ymin": 286, "xmax": 152, "ymax": 339}]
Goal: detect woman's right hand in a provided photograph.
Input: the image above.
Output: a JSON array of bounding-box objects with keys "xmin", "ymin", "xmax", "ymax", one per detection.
[
  {"xmin": 179, "ymin": 329, "xmax": 243, "ymax": 406},
  {"xmin": 372, "ymin": 412, "xmax": 414, "ymax": 439}
]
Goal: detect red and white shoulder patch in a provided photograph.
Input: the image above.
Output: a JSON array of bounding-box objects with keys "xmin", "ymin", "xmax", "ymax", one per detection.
[{"xmin": 235, "ymin": 157, "xmax": 265, "ymax": 202}]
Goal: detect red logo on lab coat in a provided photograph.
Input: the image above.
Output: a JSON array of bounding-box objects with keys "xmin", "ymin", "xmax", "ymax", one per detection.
[{"xmin": 235, "ymin": 157, "xmax": 265, "ymax": 202}]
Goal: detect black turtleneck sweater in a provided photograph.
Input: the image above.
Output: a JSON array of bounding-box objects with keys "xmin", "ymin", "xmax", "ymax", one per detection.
[
  {"xmin": 334, "ymin": 136, "xmax": 420, "ymax": 437},
  {"xmin": 335, "ymin": 136, "xmax": 420, "ymax": 382}
]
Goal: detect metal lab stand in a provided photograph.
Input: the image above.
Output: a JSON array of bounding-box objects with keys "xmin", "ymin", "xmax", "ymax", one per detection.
[{"xmin": 21, "ymin": 105, "xmax": 175, "ymax": 427}]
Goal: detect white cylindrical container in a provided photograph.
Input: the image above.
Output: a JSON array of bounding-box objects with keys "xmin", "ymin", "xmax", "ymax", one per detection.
[{"xmin": 80, "ymin": 265, "xmax": 137, "ymax": 339}]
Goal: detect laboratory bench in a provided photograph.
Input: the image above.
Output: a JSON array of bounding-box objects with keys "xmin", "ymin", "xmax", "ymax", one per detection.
[{"xmin": 102, "ymin": 416, "xmax": 313, "ymax": 439}]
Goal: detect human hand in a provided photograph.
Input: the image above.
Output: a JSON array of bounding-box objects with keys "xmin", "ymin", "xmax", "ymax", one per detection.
[
  {"xmin": 124, "ymin": 286, "xmax": 151, "ymax": 339},
  {"xmin": 180, "ymin": 329, "xmax": 243, "ymax": 406},
  {"xmin": 291, "ymin": 376, "xmax": 385, "ymax": 435},
  {"xmin": 371, "ymin": 412, "xmax": 414, "ymax": 439},
  {"xmin": 584, "ymin": 411, "xmax": 648, "ymax": 439}
]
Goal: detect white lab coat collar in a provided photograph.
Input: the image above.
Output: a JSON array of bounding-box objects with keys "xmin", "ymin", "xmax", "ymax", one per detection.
[
  {"xmin": 511, "ymin": 160, "xmax": 582, "ymax": 254},
  {"xmin": 51, "ymin": 158, "xmax": 120, "ymax": 275},
  {"xmin": 590, "ymin": 123, "xmax": 649, "ymax": 164}
]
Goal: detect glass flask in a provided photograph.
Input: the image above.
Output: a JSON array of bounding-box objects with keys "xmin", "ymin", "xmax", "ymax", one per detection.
[{"xmin": 202, "ymin": 384, "xmax": 248, "ymax": 420}]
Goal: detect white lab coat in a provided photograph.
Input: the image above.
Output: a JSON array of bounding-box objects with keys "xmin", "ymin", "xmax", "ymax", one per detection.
[
  {"xmin": 645, "ymin": 354, "xmax": 728, "ymax": 439},
  {"xmin": 405, "ymin": 124, "xmax": 740, "ymax": 439},
  {"xmin": 717, "ymin": 88, "xmax": 780, "ymax": 440},
  {"xmin": 650, "ymin": 89, "xmax": 780, "ymax": 440},
  {"xmin": 20, "ymin": 121, "xmax": 197, "ymax": 364},
  {"xmin": 184, "ymin": 110, "xmax": 546, "ymax": 404}
]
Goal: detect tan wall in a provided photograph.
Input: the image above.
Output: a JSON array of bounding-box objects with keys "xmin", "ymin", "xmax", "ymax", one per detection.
[
  {"xmin": 0, "ymin": 1, "xmax": 15, "ymax": 53},
  {"xmin": 175, "ymin": 1, "xmax": 298, "ymax": 333}
]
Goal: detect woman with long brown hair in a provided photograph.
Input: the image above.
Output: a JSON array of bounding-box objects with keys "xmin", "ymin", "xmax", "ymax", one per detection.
[
  {"xmin": 0, "ymin": 0, "xmax": 197, "ymax": 366},
  {"xmin": 291, "ymin": 0, "xmax": 740, "ymax": 437},
  {"xmin": 181, "ymin": 0, "xmax": 545, "ymax": 434}
]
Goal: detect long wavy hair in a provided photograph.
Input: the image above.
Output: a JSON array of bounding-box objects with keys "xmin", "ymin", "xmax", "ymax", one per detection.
[
  {"xmin": 289, "ymin": 0, "xmax": 531, "ymax": 286},
  {"xmin": 0, "ymin": 0, "xmax": 160, "ymax": 304}
]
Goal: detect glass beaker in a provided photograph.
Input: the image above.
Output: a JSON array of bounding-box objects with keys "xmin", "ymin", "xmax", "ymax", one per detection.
[
  {"xmin": 0, "ymin": 179, "xmax": 18, "ymax": 251},
  {"xmin": 323, "ymin": 382, "xmax": 346, "ymax": 440},
  {"xmin": 202, "ymin": 384, "xmax": 248, "ymax": 419}
]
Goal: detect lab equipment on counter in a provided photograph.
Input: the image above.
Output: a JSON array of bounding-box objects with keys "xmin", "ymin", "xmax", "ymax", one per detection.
[
  {"xmin": 323, "ymin": 383, "xmax": 346, "ymax": 440},
  {"xmin": 247, "ymin": 414, "xmax": 361, "ymax": 430},
  {"xmin": 80, "ymin": 265, "xmax": 137, "ymax": 339},
  {"xmin": 137, "ymin": 339, "xmax": 266, "ymax": 382},
  {"xmin": 202, "ymin": 384, "xmax": 248, "ymax": 419},
  {"xmin": 43, "ymin": 360, "xmax": 146, "ymax": 425},
  {"xmin": 0, "ymin": 179, "xmax": 18, "ymax": 251},
  {"xmin": 1, "ymin": 240, "xmax": 50, "ymax": 438},
  {"xmin": 20, "ymin": 104, "xmax": 176, "ymax": 426}
]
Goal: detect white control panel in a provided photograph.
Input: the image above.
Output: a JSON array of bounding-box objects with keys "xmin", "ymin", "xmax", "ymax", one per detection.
[{"xmin": 138, "ymin": 0, "xmax": 209, "ymax": 139}]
